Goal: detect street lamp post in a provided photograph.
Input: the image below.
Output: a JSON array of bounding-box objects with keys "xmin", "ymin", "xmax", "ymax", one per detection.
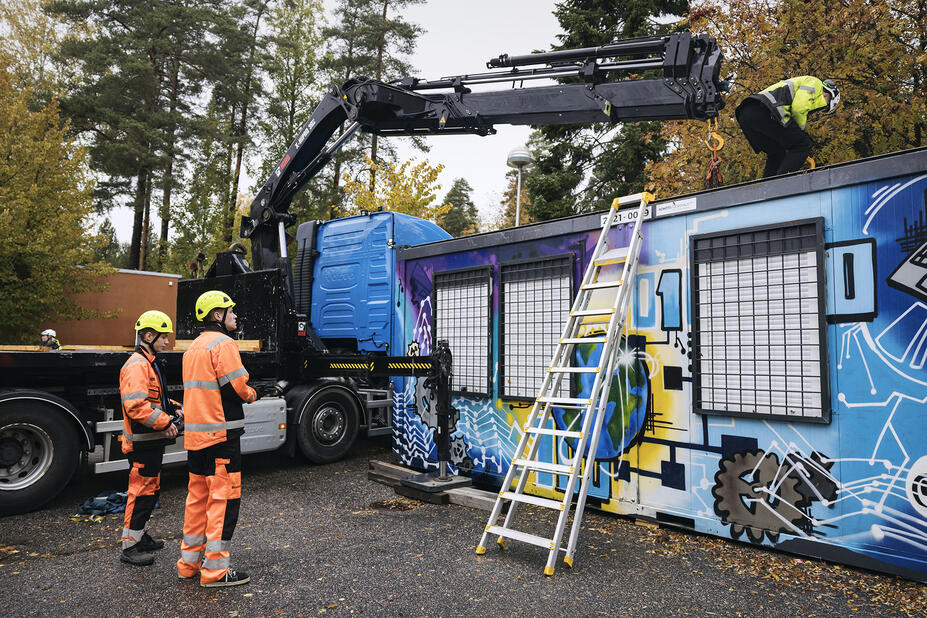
[{"xmin": 506, "ymin": 146, "xmax": 534, "ymax": 227}]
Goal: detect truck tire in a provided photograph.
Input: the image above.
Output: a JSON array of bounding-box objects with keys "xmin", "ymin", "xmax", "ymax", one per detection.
[
  {"xmin": 0, "ymin": 399, "xmax": 81, "ymax": 515},
  {"xmin": 295, "ymin": 386, "xmax": 360, "ymax": 464}
]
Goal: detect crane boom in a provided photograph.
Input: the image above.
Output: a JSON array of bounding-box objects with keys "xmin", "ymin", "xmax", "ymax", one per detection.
[{"xmin": 243, "ymin": 32, "xmax": 725, "ymax": 270}]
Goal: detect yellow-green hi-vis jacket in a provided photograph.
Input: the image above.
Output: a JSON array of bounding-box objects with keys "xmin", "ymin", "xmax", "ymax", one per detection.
[{"xmin": 752, "ymin": 76, "xmax": 829, "ymax": 130}]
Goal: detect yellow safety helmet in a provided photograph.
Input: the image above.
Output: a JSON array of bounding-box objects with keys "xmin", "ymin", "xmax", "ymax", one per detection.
[
  {"xmin": 195, "ymin": 290, "xmax": 235, "ymax": 322},
  {"xmin": 135, "ymin": 310, "xmax": 173, "ymax": 333}
]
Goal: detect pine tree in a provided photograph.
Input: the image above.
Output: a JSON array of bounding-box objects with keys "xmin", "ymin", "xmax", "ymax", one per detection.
[
  {"xmin": 217, "ymin": 0, "xmax": 271, "ymax": 244},
  {"xmin": 48, "ymin": 0, "xmax": 163, "ymax": 268},
  {"xmin": 46, "ymin": 0, "xmax": 231, "ymax": 269},
  {"xmin": 254, "ymin": 0, "xmax": 326, "ymax": 223},
  {"xmin": 525, "ymin": 0, "xmax": 689, "ymax": 220},
  {"xmin": 154, "ymin": 1, "xmax": 229, "ymax": 269},
  {"xmin": 315, "ymin": 0, "xmax": 423, "ymax": 218},
  {"xmin": 166, "ymin": 102, "xmax": 235, "ymax": 276},
  {"xmin": 437, "ymin": 178, "xmax": 480, "ymax": 237}
]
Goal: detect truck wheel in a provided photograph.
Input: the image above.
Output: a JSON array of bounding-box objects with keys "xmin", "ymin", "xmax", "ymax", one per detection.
[
  {"xmin": 296, "ymin": 387, "xmax": 360, "ymax": 464},
  {"xmin": 0, "ymin": 400, "xmax": 80, "ymax": 515}
]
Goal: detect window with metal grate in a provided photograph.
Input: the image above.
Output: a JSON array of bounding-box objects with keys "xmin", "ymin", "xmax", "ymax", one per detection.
[
  {"xmin": 691, "ymin": 218, "xmax": 830, "ymax": 423},
  {"xmin": 433, "ymin": 266, "xmax": 492, "ymax": 397},
  {"xmin": 500, "ymin": 255, "xmax": 574, "ymax": 400}
]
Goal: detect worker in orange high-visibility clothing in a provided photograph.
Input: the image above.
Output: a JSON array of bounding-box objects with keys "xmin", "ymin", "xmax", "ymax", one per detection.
[
  {"xmin": 177, "ymin": 290, "xmax": 256, "ymax": 587},
  {"xmin": 119, "ymin": 310, "xmax": 184, "ymax": 566}
]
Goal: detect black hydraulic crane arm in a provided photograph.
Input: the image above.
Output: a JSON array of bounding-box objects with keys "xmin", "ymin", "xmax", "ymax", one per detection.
[{"xmin": 242, "ymin": 32, "xmax": 724, "ymax": 270}]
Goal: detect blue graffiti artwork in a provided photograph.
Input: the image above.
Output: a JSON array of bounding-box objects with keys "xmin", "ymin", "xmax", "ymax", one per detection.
[{"xmin": 551, "ymin": 335, "xmax": 649, "ymax": 460}]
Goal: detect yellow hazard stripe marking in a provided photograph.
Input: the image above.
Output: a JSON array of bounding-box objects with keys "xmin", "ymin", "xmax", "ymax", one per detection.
[{"xmin": 387, "ymin": 362, "xmax": 432, "ymax": 370}]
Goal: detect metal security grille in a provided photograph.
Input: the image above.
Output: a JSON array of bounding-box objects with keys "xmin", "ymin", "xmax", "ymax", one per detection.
[
  {"xmin": 434, "ymin": 267, "xmax": 491, "ymax": 396},
  {"xmin": 500, "ymin": 255, "xmax": 573, "ymax": 399},
  {"xmin": 691, "ymin": 219, "xmax": 830, "ymax": 422}
]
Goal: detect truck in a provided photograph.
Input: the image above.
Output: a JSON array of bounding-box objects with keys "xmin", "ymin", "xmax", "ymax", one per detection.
[{"xmin": 0, "ymin": 32, "xmax": 726, "ymax": 515}]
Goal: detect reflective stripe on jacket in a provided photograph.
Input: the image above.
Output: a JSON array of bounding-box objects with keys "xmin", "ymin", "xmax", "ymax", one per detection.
[
  {"xmin": 750, "ymin": 76, "xmax": 827, "ymax": 130},
  {"xmin": 119, "ymin": 348, "xmax": 175, "ymax": 453},
  {"xmin": 182, "ymin": 325, "xmax": 256, "ymax": 451}
]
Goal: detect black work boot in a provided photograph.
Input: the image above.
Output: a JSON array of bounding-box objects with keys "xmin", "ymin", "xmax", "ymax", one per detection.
[
  {"xmin": 137, "ymin": 532, "xmax": 165, "ymax": 551},
  {"xmin": 120, "ymin": 544, "xmax": 155, "ymax": 566},
  {"xmin": 201, "ymin": 567, "xmax": 250, "ymax": 588}
]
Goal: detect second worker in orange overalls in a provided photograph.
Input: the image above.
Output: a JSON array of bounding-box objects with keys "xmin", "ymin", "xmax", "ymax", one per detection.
[
  {"xmin": 176, "ymin": 290, "xmax": 256, "ymax": 587},
  {"xmin": 119, "ymin": 310, "xmax": 184, "ymax": 566}
]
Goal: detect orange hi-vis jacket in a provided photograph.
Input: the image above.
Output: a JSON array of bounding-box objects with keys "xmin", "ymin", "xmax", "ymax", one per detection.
[
  {"xmin": 119, "ymin": 347, "xmax": 177, "ymax": 454},
  {"xmin": 182, "ymin": 325, "xmax": 257, "ymax": 451}
]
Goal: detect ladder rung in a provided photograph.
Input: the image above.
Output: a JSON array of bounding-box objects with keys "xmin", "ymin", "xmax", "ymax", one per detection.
[
  {"xmin": 500, "ymin": 491, "xmax": 565, "ymax": 511},
  {"xmin": 560, "ymin": 336, "xmax": 607, "ymax": 344},
  {"xmin": 570, "ymin": 308, "xmax": 613, "ymax": 317},
  {"xmin": 574, "ymin": 317, "xmax": 611, "ymax": 324},
  {"xmin": 538, "ymin": 396, "xmax": 591, "ymax": 406},
  {"xmin": 486, "ymin": 525, "xmax": 553, "ymax": 550},
  {"xmin": 594, "ymin": 248, "xmax": 629, "ymax": 265},
  {"xmin": 548, "ymin": 367, "xmax": 598, "ymax": 374},
  {"xmin": 581, "ymin": 280, "xmax": 623, "ymax": 290},
  {"xmin": 513, "ymin": 458, "xmax": 574, "ymax": 475},
  {"xmin": 611, "ymin": 192, "xmax": 654, "ymax": 209},
  {"xmin": 526, "ymin": 426, "xmax": 583, "ymax": 439},
  {"xmin": 476, "ymin": 191, "xmax": 648, "ymax": 574}
]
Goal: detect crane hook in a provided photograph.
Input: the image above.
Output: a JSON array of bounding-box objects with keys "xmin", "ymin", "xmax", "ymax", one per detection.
[{"xmin": 704, "ymin": 118, "xmax": 724, "ymax": 189}]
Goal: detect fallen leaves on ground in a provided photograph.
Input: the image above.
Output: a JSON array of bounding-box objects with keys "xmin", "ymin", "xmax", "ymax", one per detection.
[
  {"xmin": 367, "ymin": 498, "xmax": 423, "ymax": 511},
  {"xmin": 593, "ymin": 517, "xmax": 927, "ymax": 617}
]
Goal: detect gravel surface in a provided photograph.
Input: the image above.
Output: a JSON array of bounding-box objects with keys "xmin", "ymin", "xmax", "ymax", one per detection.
[{"xmin": 0, "ymin": 438, "xmax": 923, "ymax": 617}]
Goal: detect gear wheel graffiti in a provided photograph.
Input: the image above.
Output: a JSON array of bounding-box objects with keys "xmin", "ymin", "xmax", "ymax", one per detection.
[{"xmin": 712, "ymin": 450, "xmax": 805, "ymax": 544}]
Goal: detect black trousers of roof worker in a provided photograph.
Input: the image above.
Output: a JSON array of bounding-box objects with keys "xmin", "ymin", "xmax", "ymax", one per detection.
[{"xmin": 736, "ymin": 99, "xmax": 813, "ymax": 178}]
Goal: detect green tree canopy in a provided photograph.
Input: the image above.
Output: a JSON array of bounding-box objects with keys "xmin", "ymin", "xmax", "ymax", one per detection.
[
  {"xmin": 525, "ymin": 0, "xmax": 689, "ymax": 221},
  {"xmin": 254, "ymin": 0, "xmax": 326, "ymax": 223},
  {"xmin": 312, "ymin": 0, "xmax": 424, "ymax": 218},
  {"xmin": 0, "ymin": 53, "xmax": 110, "ymax": 343}
]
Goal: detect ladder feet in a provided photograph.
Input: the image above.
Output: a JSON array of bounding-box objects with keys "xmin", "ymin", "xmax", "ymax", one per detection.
[
  {"xmin": 475, "ymin": 545, "xmax": 486, "ymax": 555},
  {"xmin": 497, "ymin": 538, "xmax": 507, "ymax": 550},
  {"xmin": 543, "ymin": 565, "xmax": 555, "ymax": 576},
  {"xmin": 563, "ymin": 555, "xmax": 574, "ymax": 568}
]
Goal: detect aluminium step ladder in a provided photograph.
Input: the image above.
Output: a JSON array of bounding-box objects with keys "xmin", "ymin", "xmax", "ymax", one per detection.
[{"xmin": 475, "ymin": 191, "xmax": 652, "ymax": 575}]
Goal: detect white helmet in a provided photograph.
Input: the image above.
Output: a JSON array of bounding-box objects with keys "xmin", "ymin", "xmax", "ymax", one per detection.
[
  {"xmin": 41, "ymin": 329, "xmax": 56, "ymax": 337},
  {"xmin": 822, "ymin": 79, "xmax": 840, "ymax": 115}
]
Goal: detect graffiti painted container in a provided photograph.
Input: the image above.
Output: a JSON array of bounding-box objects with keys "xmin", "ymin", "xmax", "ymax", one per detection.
[{"xmin": 393, "ymin": 146, "xmax": 927, "ymax": 581}]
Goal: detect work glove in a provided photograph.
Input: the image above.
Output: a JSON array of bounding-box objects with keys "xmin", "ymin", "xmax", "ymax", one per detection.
[{"xmin": 170, "ymin": 409, "xmax": 184, "ymax": 435}]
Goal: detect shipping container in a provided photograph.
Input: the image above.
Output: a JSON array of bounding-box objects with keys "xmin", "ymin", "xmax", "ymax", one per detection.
[{"xmin": 392, "ymin": 146, "xmax": 927, "ymax": 581}]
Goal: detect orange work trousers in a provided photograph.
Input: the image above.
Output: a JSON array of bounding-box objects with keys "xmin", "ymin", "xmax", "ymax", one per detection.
[
  {"xmin": 176, "ymin": 439, "xmax": 242, "ymax": 583},
  {"xmin": 122, "ymin": 447, "xmax": 163, "ymax": 549}
]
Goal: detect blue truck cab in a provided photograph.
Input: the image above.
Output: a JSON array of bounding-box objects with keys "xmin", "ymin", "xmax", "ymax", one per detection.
[{"xmin": 294, "ymin": 211, "xmax": 450, "ymax": 354}]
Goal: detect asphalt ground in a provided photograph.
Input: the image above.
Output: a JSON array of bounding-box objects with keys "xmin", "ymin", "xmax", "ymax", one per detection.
[{"xmin": 0, "ymin": 438, "xmax": 925, "ymax": 617}]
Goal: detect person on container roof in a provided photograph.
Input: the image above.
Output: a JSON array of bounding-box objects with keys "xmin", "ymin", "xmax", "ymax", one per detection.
[{"xmin": 736, "ymin": 76, "xmax": 840, "ymax": 178}]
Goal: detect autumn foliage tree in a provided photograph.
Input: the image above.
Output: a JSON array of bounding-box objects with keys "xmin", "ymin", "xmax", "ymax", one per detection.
[
  {"xmin": 0, "ymin": 53, "xmax": 110, "ymax": 343},
  {"xmin": 340, "ymin": 156, "xmax": 450, "ymax": 222},
  {"xmin": 646, "ymin": 0, "xmax": 927, "ymax": 196}
]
